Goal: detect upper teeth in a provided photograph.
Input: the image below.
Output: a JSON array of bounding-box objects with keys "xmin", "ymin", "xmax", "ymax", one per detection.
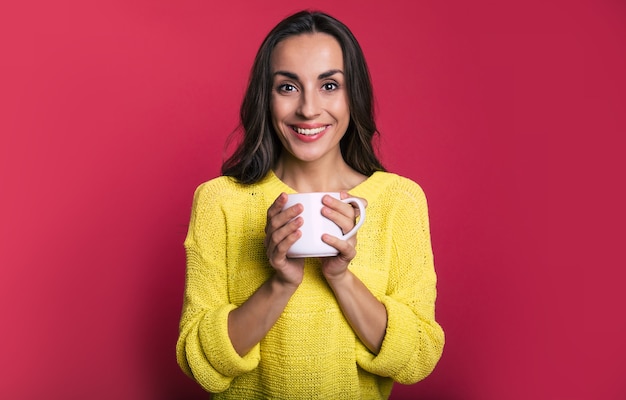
[{"xmin": 294, "ymin": 126, "xmax": 326, "ymax": 136}]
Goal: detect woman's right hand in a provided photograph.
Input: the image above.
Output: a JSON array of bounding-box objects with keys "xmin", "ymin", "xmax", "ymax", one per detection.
[{"xmin": 264, "ymin": 193, "xmax": 305, "ymax": 287}]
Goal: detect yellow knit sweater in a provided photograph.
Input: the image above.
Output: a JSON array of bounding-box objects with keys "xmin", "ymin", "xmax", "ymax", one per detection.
[{"xmin": 176, "ymin": 171, "xmax": 444, "ymax": 399}]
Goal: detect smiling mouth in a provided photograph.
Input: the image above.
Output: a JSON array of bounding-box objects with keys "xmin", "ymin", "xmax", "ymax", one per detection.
[{"xmin": 291, "ymin": 125, "xmax": 328, "ymax": 136}]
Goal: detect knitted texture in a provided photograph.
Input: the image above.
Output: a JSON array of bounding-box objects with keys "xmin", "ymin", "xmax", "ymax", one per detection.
[{"xmin": 176, "ymin": 171, "xmax": 444, "ymax": 399}]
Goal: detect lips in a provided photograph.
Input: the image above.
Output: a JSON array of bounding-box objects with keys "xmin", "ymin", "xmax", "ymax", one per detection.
[{"xmin": 290, "ymin": 125, "xmax": 329, "ymax": 136}]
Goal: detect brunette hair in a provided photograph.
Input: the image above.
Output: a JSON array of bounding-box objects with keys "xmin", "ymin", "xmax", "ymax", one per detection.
[{"xmin": 221, "ymin": 10, "xmax": 385, "ymax": 183}]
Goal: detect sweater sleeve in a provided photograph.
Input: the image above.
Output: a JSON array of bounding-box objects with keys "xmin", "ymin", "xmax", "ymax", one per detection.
[
  {"xmin": 176, "ymin": 181, "xmax": 260, "ymax": 393},
  {"xmin": 356, "ymin": 180, "xmax": 444, "ymax": 384}
]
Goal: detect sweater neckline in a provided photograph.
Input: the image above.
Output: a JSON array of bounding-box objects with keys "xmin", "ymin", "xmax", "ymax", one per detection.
[{"xmin": 260, "ymin": 169, "xmax": 392, "ymax": 202}]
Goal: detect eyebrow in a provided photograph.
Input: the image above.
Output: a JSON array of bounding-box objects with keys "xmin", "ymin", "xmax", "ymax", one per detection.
[{"xmin": 273, "ymin": 69, "xmax": 344, "ymax": 80}]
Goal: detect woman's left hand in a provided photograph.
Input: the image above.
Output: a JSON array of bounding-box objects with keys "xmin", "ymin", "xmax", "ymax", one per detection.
[
  {"xmin": 319, "ymin": 192, "xmax": 386, "ymax": 355},
  {"xmin": 319, "ymin": 191, "xmax": 367, "ymax": 280}
]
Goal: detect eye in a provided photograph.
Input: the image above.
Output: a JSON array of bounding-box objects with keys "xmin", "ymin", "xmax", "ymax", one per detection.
[
  {"xmin": 322, "ymin": 82, "xmax": 339, "ymax": 91},
  {"xmin": 278, "ymin": 83, "xmax": 297, "ymax": 93}
]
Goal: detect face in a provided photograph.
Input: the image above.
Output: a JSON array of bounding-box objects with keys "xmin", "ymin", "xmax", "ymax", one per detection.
[{"xmin": 270, "ymin": 33, "xmax": 350, "ymax": 165}]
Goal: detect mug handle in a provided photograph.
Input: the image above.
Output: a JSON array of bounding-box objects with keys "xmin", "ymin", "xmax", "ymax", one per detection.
[{"xmin": 339, "ymin": 197, "xmax": 366, "ymax": 240}]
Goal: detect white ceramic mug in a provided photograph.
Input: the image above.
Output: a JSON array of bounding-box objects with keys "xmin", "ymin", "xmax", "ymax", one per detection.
[{"xmin": 283, "ymin": 192, "xmax": 366, "ymax": 258}]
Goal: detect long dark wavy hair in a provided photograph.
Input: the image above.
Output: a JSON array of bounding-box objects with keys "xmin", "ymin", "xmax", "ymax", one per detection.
[{"xmin": 221, "ymin": 10, "xmax": 385, "ymax": 184}]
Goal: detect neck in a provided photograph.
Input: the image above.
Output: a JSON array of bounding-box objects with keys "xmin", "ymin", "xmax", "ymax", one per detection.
[{"xmin": 274, "ymin": 156, "xmax": 365, "ymax": 193}]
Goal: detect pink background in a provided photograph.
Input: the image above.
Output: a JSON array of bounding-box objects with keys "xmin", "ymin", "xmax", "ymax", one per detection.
[{"xmin": 1, "ymin": 0, "xmax": 625, "ymax": 399}]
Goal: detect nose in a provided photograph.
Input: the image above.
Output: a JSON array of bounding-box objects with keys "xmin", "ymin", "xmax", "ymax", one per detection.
[{"xmin": 296, "ymin": 90, "xmax": 321, "ymax": 119}]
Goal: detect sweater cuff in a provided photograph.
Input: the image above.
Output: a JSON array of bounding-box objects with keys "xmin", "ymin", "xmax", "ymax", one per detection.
[
  {"xmin": 200, "ymin": 303, "xmax": 261, "ymax": 377},
  {"xmin": 355, "ymin": 296, "xmax": 417, "ymax": 380}
]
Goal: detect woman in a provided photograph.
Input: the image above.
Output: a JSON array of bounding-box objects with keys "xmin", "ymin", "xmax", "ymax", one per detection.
[{"xmin": 176, "ymin": 10, "xmax": 444, "ymax": 399}]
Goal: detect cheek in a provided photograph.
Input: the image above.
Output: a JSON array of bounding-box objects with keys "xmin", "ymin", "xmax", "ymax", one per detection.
[
  {"xmin": 332, "ymin": 91, "xmax": 349, "ymax": 109},
  {"xmin": 270, "ymin": 101, "xmax": 288, "ymax": 134},
  {"xmin": 270, "ymin": 97, "xmax": 292, "ymax": 122},
  {"xmin": 329, "ymin": 96, "xmax": 350, "ymax": 122}
]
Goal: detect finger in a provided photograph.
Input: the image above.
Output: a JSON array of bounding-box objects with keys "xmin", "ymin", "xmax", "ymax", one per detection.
[
  {"xmin": 267, "ymin": 223, "xmax": 302, "ymax": 267},
  {"xmin": 340, "ymin": 191, "xmax": 368, "ymax": 208},
  {"xmin": 321, "ymin": 205, "xmax": 355, "ymax": 235},
  {"xmin": 267, "ymin": 192, "xmax": 289, "ymax": 223},
  {"xmin": 266, "ymin": 216, "xmax": 303, "ymax": 260},
  {"xmin": 273, "ymin": 226, "xmax": 302, "ymax": 258},
  {"xmin": 322, "ymin": 195, "xmax": 359, "ymax": 234},
  {"xmin": 266, "ymin": 195, "xmax": 303, "ymax": 235},
  {"xmin": 342, "ymin": 191, "xmax": 367, "ymax": 219},
  {"xmin": 322, "ymin": 195, "xmax": 354, "ymax": 219},
  {"xmin": 321, "ymin": 234, "xmax": 357, "ymax": 260}
]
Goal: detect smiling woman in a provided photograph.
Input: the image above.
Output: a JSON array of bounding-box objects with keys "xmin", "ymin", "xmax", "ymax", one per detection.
[
  {"xmin": 176, "ymin": 10, "xmax": 444, "ymax": 399},
  {"xmin": 222, "ymin": 10, "xmax": 384, "ymax": 185}
]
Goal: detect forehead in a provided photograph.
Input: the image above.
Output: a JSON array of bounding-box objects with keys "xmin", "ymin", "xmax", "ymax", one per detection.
[{"xmin": 270, "ymin": 33, "xmax": 344, "ymax": 73}]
